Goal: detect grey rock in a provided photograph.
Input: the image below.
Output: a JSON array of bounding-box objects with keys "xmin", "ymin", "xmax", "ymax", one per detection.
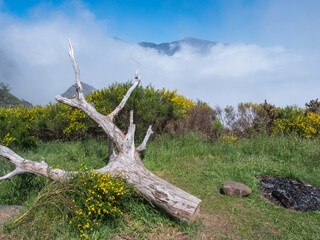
[{"xmin": 222, "ymin": 181, "xmax": 252, "ymax": 197}]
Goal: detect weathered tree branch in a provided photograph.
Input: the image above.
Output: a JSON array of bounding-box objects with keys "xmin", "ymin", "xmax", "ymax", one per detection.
[
  {"xmin": 54, "ymin": 95, "xmax": 126, "ymax": 152},
  {"xmin": 137, "ymin": 125, "xmax": 153, "ymax": 152},
  {"xmin": 0, "ymin": 167, "xmax": 26, "ymax": 181},
  {"xmin": 106, "ymin": 70, "xmax": 141, "ymax": 156},
  {"xmin": 108, "ymin": 69, "xmax": 141, "ymax": 121},
  {"xmin": 108, "ymin": 137, "xmax": 115, "ymax": 157},
  {"xmin": 0, "ymin": 39, "xmax": 201, "ymax": 223},
  {"xmin": 0, "ymin": 145, "xmax": 68, "ymax": 181},
  {"xmin": 68, "ymin": 38, "xmax": 84, "ymax": 99}
]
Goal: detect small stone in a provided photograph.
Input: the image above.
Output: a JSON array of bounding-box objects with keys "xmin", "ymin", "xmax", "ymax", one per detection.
[{"xmin": 222, "ymin": 181, "xmax": 252, "ymax": 197}]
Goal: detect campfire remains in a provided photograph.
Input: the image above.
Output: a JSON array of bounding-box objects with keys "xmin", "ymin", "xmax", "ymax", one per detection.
[{"xmin": 259, "ymin": 176, "xmax": 320, "ymax": 212}]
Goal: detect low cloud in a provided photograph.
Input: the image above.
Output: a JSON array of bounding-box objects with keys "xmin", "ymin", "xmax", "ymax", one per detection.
[{"xmin": 0, "ymin": 2, "xmax": 319, "ymax": 108}]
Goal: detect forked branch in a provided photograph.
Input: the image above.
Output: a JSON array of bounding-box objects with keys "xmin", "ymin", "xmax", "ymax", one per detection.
[
  {"xmin": 106, "ymin": 69, "xmax": 141, "ymax": 156},
  {"xmin": 108, "ymin": 69, "xmax": 141, "ymax": 121},
  {"xmin": 137, "ymin": 126, "xmax": 153, "ymax": 152},
  {"xmin": 0, "ymin": 145, "xmax": 68, "ymax": 181}
]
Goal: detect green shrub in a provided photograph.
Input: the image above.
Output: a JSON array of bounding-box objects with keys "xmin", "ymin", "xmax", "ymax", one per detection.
[
  {"xmin": 216, "ymin": 101, "xmax": 320, "ymax": 140},
  {"xmin": 68, "ymin": 170, "xmax": 134, "ymax": 238},
  {"xmin": 86, "ymin": 83, "xmax": 196, "ymax": 140},
  {"xmin": 214, "ymin": 101, "xmax": 320, "ymax": 139},
  {"xmin": 0, "ymin": 107, "xmax": 37, "ymax": 148},
  {"xmin": 305, "ymin": 98, "xmax": 320, "ymax": 114},
  {"xmin": 0, "ymin": 82, "xmax": 196, "ymax": 147},
  {"xmin": 10, "ymin": 169, "xmax": 136, "ymax": 239},
  {"xmin": 272, "ymin": 106, "xmax": 320, "ymax": 139},
  {"xmin": 214, "ymin": 102, "xmax": 274, "ymax": 138}
]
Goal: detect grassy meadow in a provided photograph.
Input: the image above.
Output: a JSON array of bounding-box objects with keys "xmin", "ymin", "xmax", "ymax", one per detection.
[{"xmin": 1, "ymin": 132, "xmax": 319, "ymax": 239}]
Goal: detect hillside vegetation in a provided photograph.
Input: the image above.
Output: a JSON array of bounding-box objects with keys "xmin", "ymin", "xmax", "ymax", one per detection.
[
  {"xmin": 0, "ymin": 89, "xmax": 32, "ymax": 109},
  {"xmin": 0, "ymin": 82, "xmax": 208, "ymax": 148}
]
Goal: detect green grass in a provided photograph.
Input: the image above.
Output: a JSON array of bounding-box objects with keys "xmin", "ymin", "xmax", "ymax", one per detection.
[
  {"xmin": 1, "ymin": 133, "xmax": 320, "ymax": 239},
  {"xmin": 144, "ymin": 133, "xmax": 320, "ymax": 239}
]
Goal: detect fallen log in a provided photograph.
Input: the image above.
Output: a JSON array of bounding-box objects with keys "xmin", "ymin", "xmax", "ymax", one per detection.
[{"xmin": 0, "ymin": 39, "xmax": 201, "ymax": 223}]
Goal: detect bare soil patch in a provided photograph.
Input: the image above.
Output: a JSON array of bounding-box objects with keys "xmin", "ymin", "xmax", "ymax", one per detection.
[
  {"xmin": 196, "ymin": 213, "xmax": 241, "ymax": 240},
  {"xmin": 0, "ymin": 205, "xmax": 24, "ymax": 225},
  {"xmin": 0, "ymin": 206, "xmax": 24, "ymax": 240}
]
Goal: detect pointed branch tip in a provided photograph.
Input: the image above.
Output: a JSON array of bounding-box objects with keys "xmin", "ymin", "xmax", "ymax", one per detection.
[
  {"xmin": 108, "ymin": 71, "xmax": 141, "ymax": 121},
  {"xmin": 135, "ymin": 69, "xmax": 141, "ymax": 82},
  {"xmin": 68, "ymin": 38, "xmax": 74, "ymax": 58},
  {"xmin": 137, "ymin": 125, "xmax": 153, "ymax": 152}
]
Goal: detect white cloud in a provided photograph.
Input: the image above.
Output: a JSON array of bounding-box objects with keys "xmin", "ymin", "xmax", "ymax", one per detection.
[{"xmin": 0, "ymin": 2, "xmax": 319, "ymax": 108}]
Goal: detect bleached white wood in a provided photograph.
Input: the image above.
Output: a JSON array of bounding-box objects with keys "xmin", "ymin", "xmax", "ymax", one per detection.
[
  {"xmin": 68, "ymin": 38, "xmax": 84, "ymax": 99},
  {"xmin": 137, "ymin": 125, "xmax": 153, "ymax": 152},
  {"xmin": 108, "ymin": 70, "xmax": 141, "ymax": 121},
  {"xmin": 0, "ymin": 145, "xmax": 69, "ymax": 181}
]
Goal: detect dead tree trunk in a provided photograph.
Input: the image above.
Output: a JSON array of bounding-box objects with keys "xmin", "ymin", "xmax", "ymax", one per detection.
[{"xmin": 0, "ymin": 39, "xmax": 201, "ymax": 223}]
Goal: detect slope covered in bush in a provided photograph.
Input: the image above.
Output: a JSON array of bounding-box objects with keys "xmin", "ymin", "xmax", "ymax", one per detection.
[
  {"xmin": 0, "ymin": 89, "xmax": 32, "ymax": 109},
  {"xmin": 215, "ymin": 100, "xmax": 320, "ymax": 139},
  {"xmin": 0, "ymin": 82, "xmax": 198, "ymax": 147},
  {"xmin": 3, "ymin": 80, "xmax": 320, "ymax": 150}
]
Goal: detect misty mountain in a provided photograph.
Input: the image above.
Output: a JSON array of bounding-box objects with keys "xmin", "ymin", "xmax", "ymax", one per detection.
[
  {"xmin": 138, "ymin": 37, "xmax": 217, "ymax": 56},
  {"xmin": 61, "ymin": 82, "xmax": 96, "ymax": 99},
  {"xmin": 0, "ymin": 89, "xmax": 33, "ymax": 108}
]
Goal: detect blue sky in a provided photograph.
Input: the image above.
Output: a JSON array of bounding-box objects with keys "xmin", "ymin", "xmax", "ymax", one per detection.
[
  {"xmin": 0, "ymin": 0, "xmax": 320, "ymax": 107},
  {"xmin": 2, "ymin": 0, "xmax": 319, "ymax": 47},
  {"xmin": 2, "ymin": 0, "xmax": 244, "ymax": 44}
]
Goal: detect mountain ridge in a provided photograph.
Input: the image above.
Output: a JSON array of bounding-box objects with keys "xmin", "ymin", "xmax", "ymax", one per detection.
[
  {"xmin": 0, "ymin": 89, "xmax": 33, "ymax": 108},
  {"xmin": 61, "ymin": 82, "xmax": 96, "ymax": 99},
  {"xmin": 138, "ymin": 37, "xmax": 217, "ymax": 56}
]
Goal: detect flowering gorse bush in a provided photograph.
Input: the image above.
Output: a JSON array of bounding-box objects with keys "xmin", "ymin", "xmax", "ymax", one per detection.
[
  {"xmin": 222, "ymin": 135, "xmax": 239, "ymax": 144},
  {"xmin": 0, "ymin": 106, "xmax": 36, "ymax": 147},
  {"xmin": 0, "ymin": 82, "xmax": 195, "ymax": 147},
  {"xmin": 216, "ymin": 101, "xmax": 320, "ymax": 139},
  {"xmin": 272, "ymin": 106, "xmax": 320, "ymax": 139},
  {"xmin": 159, "ymin": 89, "xmax": 195, "ymax": 117},
  {"xmin": 1, "ymin": 132, "xmax": 16, "ymax": 146},
  {"xmin": 68, "ymin": 168, "xmax": 134, "ymax": 239},
  {"xmin": 86, "ymin": 83, "xmax": 195, "ymax": 136},
  {"xmin": 13, "ymin": 167, "xmax": 136, "ymax": 240}
]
